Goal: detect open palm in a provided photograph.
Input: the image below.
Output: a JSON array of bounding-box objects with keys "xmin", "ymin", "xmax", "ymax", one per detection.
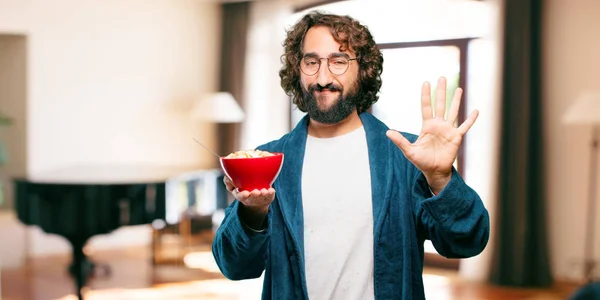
[{"xmin": 386, "ymin": 77, "xmax": 479, "ymax": 192}]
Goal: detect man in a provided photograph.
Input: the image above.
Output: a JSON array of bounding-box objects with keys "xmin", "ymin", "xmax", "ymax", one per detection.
[{"xmin": 212, "ymin": 11, "xmax": 489, "ymax": 300}]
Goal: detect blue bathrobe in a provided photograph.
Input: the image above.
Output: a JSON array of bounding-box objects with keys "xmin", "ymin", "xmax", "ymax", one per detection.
[{"xmin": 212, "ymin": 112, "xmax": 490, "ymax": 299}]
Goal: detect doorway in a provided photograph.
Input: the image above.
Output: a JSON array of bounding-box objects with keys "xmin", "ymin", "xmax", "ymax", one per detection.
[{"xmin": 0, "ymin": 34, "xmax": 28, "ymax": 211}]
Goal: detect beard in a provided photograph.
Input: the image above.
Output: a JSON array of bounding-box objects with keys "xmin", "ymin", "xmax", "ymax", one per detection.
[{"xmin": 301, "ymin": 81, "xmax": 362, "ymax": 124}]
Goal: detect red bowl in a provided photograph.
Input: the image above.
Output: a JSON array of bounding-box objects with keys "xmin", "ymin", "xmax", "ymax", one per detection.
[{"xmin": 219, "ymin": 152, "xmax": 284, "ymax": 192}]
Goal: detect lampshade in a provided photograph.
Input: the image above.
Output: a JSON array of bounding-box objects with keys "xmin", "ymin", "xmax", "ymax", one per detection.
[
  {"xmin": 190, "ymin": 92, "xmax": 245, "ymax": 123},
  {"xmin": 562, "ymin": 91, "xmax": 600, "ymax": 125}
]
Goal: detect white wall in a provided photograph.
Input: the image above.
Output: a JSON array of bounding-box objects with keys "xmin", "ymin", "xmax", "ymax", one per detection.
[
  {"xmin": 0, "ymin": 0, "xmax": 221, "ymax": 174},
  {"xmin": 0, "ymin": 0, "xmax": 222, "ymax": 260},
  {"xmin": 544, "ymin": 0, "xmax": 600, "ymax": 282}
]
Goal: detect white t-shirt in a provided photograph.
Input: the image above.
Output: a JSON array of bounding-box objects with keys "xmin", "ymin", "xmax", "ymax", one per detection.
[{"xmin": 302, "ymin": 126, "xmax": 374, "ymax": 300}]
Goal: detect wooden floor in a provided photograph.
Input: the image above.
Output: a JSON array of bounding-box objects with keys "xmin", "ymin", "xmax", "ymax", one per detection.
[{"xmin": 0, "ymin": 245, "xmax": 582, "ymax": 300}]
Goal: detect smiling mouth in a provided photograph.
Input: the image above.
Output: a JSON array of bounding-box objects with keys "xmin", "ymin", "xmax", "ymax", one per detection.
[{"xmin": 315, "ymin": 89, "xmax": 338, "ymax": 94}]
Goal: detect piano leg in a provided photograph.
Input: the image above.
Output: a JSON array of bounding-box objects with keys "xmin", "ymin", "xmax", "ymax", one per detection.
[{"xmin": 67, "ymin": 238, "xmax": 92, "ymax": 300}]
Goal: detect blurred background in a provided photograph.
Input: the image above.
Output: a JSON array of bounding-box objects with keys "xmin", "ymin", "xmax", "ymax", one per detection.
[{"xmin": 0, "ymin": 0, "xmax": 599, "ymax": 299}]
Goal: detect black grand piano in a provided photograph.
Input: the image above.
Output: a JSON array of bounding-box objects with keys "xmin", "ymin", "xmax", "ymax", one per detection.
[{"xmin": 13, "ymin": 164, "xmax": 228, "ymax": 300}]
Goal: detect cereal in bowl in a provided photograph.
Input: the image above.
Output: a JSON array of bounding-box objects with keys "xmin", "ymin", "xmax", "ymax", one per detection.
[{"xmin": 225, "ymin": 149, "xmax": 275, "ymax": 159}]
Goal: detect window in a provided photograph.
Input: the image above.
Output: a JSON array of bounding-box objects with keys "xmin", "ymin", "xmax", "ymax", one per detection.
[{"xmin": 375, "ymin": 39, "xmax": 472, "ymax": 175}]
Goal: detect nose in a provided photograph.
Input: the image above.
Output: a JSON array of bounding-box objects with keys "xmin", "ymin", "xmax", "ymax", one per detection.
[{"xmin": 316, "ymin": 59, "xmax": 334, "ymax": 87}]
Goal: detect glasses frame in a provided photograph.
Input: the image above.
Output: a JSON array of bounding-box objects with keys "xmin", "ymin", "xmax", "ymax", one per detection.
[{"xmin": 299, "ymin": 56, "xmax": 359, "ymax": 76}]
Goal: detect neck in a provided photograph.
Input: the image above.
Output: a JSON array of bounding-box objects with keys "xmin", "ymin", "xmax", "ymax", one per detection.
[{"xmin": 307, "ymin": 110, "xmax": 363, "ymax": 138}]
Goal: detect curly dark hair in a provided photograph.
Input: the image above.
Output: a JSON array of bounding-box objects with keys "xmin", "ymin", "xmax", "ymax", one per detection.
[{"xmin": 279, "ymin": 11, "xmax": 384, "ymax": 114}]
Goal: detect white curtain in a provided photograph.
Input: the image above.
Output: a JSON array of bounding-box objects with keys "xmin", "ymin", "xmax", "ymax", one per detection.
[
  {"xmin": 458, "ymin": 0, "xmax": 504, "ymax": 282},
  {"xmin": 240, "ymin": 0, "xmax": 294, "ymax": 151}
]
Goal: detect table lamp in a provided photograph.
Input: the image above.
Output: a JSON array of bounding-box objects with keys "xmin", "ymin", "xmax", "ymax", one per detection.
[
  {"xmin": 190, "ymin": 92, "xmax": 245, "ymax": 124},
  {"xmin": 190, "ymin": 92, "xmax": 245, "ymax": 156},
  {"xmin": 562, "ymin": 91, "xmax": 600, "ymax": 284}
]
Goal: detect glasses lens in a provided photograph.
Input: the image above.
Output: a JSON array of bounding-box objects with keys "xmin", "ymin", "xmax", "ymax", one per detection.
[
  {"xmin": 301, "ymin": 57, "xmax": 320, "ymax": 75},
  {"xmin": 328, "ymin": 57, "xmax": 349, "ymax": 75},
  {"xmin": 300, "ymin": 57, "xmax": 351, "ymax": 75}
]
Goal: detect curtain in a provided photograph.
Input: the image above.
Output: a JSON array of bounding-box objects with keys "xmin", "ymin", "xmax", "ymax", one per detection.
[
  {"xmin": 239, "ymin": 0, "xmax": 293, "ymax": 151},
  {"xmin": 490, "ymin": 0, "xmax": 553, "ymax": 287},
  {"xmin": 218, "ymin": 2, "xmax": 249, "ymax": 156}
]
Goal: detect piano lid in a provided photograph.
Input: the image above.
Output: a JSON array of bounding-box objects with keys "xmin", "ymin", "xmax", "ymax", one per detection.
[{"xmin": 18, "ymin": 164, "xmax": 210, "ymax": 184}]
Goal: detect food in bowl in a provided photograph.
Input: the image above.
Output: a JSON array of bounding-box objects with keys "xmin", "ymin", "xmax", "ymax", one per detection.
[
  {"xmin": 224, "ymin": 149, "xmax": 275, "ymax": 159},
  {"xmin": 220, "ymin": 149, "xmax": 284, "ymax": 192}
]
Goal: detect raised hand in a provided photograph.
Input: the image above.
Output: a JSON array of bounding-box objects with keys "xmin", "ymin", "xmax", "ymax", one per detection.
[{"xmin": 385, "ymin": 77, "xmax": 479, "ymax": 194}]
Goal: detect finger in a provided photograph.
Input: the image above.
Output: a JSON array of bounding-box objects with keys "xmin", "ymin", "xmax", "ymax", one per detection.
[
  {"xmin": 458, "ymin": 109, "xmax": 479, "ymax": 135},
  {"xmin": 446, "ymin": 87, "xmax": 463, "ymax": 125},
  {"xmin": 236, "ymin": 189, "xmax": 250, "ymax": 200},
  {"xmin": 266, "ymin": 188, "xmax": 276, "ymax": 199},
  {"xmin": 386, "ymin": 130, "xmax": 413, "ymax": 156},
  {"xmin": 266, "ymin": 190, "xmax": 276, "ymax": 201},
  {"xmin": 224, "ymin": 176, "xmax": 235, "ymax": 188},
  {"xmin": 421, "ymin": 81, "xmax": 433, "ymax": 120},
  {"xmin": 250, "ymin": 189, "xmax": 261, "ymax": 198},
  {"xmin": 435, "ymin": 77, "xmax": 447, "ymax": 119},
  {"xmin": 223, "ymin": 176, "xmax": 235, "ymax": 191}
]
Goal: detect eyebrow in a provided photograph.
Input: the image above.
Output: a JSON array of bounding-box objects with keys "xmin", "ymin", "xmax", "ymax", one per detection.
[{"xmin": 302, "ymin": 52, "xmax": 351, "ymax": 59}]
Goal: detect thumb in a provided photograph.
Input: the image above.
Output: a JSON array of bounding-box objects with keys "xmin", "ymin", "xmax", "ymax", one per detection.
[{"xmin": 386, "ymin": 130, "xmax": 412, "ymax": 154}]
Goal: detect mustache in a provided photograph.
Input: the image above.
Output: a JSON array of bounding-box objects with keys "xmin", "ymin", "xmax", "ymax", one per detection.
[{"xmin": 308, "ymin": 83, "xmax": 342, "ymax": 93}]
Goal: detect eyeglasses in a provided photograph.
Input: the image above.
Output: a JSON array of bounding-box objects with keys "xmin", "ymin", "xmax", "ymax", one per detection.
[{"xmin": 300, "ymin": 55, "xmax": 359, "ymax": 76}]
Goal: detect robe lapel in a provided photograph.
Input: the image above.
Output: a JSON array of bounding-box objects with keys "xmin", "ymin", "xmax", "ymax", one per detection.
[
  {"xmin": 274, "ymin": 115, "xmax": 309, "ymax": 259},
  {"xmin": 360, "ymin": 112, "xmax": 393, "ymax": 237}
]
